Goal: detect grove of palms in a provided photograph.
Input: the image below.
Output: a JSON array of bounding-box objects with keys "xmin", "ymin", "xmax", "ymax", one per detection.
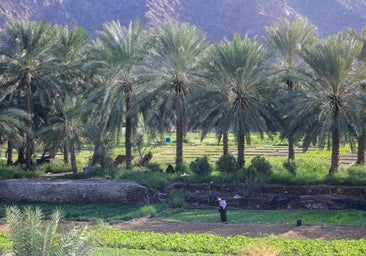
[{"xmin": 0, "ymin": 17, "xmax": 365, "ymax": 177}]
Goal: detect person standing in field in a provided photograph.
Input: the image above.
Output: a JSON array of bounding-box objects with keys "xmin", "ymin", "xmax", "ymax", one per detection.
[{"xmin": 218, "ymin": 197, "xmax": 227, "ymax": 222}]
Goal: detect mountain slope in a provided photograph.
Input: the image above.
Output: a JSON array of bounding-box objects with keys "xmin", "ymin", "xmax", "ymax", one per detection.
[{"xmin": 0, "ymin": 0, "xmax": 366, "ymax": 41}]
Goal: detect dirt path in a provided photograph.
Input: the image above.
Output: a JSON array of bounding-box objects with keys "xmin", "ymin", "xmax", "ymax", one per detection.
[
  {"xmin": 1, "ymin": 217, "xmax": 365, "ymax": 240},
  {"xmin": 116, "ymin": 217, "xmax": 366, "ymax": 240}
]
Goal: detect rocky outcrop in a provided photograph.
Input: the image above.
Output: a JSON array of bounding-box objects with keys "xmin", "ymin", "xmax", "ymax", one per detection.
[
  {"xmin": 0, "ymin": 178, "xmax": 161, "ymax": 204},
  {"xmin": 167, "ymin": 183, "xmax": 366, "ymax": 210}
]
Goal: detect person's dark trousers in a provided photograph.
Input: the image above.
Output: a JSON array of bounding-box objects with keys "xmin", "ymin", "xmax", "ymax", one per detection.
[{"xmin": 219, "ymin": 207, "xmax": 227, "ymax": 222}]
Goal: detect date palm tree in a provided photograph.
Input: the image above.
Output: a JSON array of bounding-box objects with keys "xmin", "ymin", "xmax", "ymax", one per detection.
[
  {"xmin": 195, "ymin": 34, "xmax": 280, "ymax": 167},
  {"xmin": 266, "ymin": 17, "xmax": 317, "ymax": 160},
  {"xmin": 288, "ymin": 33, "xmax": 362, "ymax": 175},
  {"xmin": 37, "ymin": 96, "xmax": 87, "ymax": 173},
  {"xmin": 187, "ymin": 81, "xmax": 232, "ymax": 156},
  {"xmin": 142, "ymin": 23, "xmax": 208, "ymax": 166},
  {"xmin": 349, "ymin": 28, "xmax": 366, "ymax": 164},
  {"xmin": 37, "ymin": 26, "xmax": 90, "ymax": 163},
  {"xmin": 0, "ymin": 21, "xmax": 59, "ymax": 169},
  {"xmin": 85, "ymin": 20, "xmax": 146, "ymax": 168},
  {"xmin": 6, "ymin": 206, "xmax": 93, "ymax": 255},
  {"xmin": 0, "ymin": 104, "xmax": 31, "ymax": 165}
]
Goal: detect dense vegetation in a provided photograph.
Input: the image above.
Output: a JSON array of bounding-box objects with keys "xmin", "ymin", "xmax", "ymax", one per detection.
[
  {"xmin": 1, "ymin": 16, "xmax": 366, "ymax": 256},
  {"xmin": 0, "ymin": 17, "xmax": 366, "ymax": 179}
]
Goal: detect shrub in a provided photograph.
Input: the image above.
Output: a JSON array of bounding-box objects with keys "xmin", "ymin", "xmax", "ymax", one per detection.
[
  {"xmin": 283, "ymin": 159, "xmax": 297, "ymax": 176},
  {"xmin": 5, "ymin": 206, "xmax": 94, "ymax": 256},
  {"xmin": 189, "ymin": 156, "xmax": 212, "ymax": 177},
  {"xmin": 146, "ymin": 162, "xmax": 163, "ymax": 172},
  {"xmin": 43, "ymin": 161, "xmax": 71, "ymax": 174},
  {"xmin": 168, "ymin": 191, "xmax": 186, "ymax": 208},
  {"xmin": 0, "ymin": 166, "xmax": 41, "ymax": 180},
  {"xmin": 247, "ymin": 156, "xmax": 272, "ymax": 180},
  {"xmin": 216, "ymin": 154, "xmax": 240, "ymax": 173},
  {"xmin": 176, "ymin": 162, "xmax": 190, "ymax": 174},
  {"xmin": 120, "ymin": 170, "xmax": 170, "ymax": 192}
]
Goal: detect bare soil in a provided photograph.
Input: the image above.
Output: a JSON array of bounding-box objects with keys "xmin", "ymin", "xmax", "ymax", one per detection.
[
  {"xmin": 0, "ymin": 218, "xmax": 366, "ymax": 240},
  {"xmin": 1, "ymin": 216, "xmax": 365, "ymax": 240},
  {"xmin": 116, "ymin": 217, "xmax": 366, "ymax": 240}
]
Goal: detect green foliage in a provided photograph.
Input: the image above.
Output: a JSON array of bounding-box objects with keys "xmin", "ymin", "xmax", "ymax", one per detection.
[
  {"xmin": 5, "ymin": 206, "xmax": 94, "ymax": 256},
  {"xmin": 283, "ymin": 159, "xmax": 297, "ymax": 176},
  {"xmin": 347, "ymin": 164, "xmax": 366, "ymax": 179},
  {"xmin": 189, "ymin": 156, "xmax": 212, "ymax": 177},
  {"xmin": 246, "ymin": 156, "xmax": 272, "ymax": 180},
  {"xmin": 0, "ymin": 165, "xmax": 42, "ymax": 179},
  {"xmin": 0, "ymin": 202, "xmax": 165, "ymax": 223},
  {"xmin": 42, "ymin": 161, "xmax": 72, "ymax": 174},
  {"xmin": 216, "ymin": 154, "xmax": 240, "ymax": 173},
  {"xmin": 243, "ymin": 176, "xmax": 263, "ymax": 196},
  {"xmin": 93, "ymin": 247, "xmax": 214, "ymax": 256},
  {"xmin": 94, "ymin": 229, "xmax": 366, "ymax": 255},
  {"xmin": 164, "ymin": 209, "xmax": 366, "ymax": 226},
  {"xmin": 168, "ymin": 191, "xmax": 187, "ymax": 208},
  {"xmin": 119, "ymin": 169, "xmax": 173, "ymax": 192},
  {"xmin": 176, "ymin": 162, "xmax": 190, "ymax": 174},
  {"xmin": 146, "ymin": 162, "xmax": 163, "ymax": 172},
  {"xmin": 0, "ymin": 233, "xmax": 12, "ymax": 255},
  {"xmin": 216, "ymin": 169, "xmax": 246, "ymax": 184}
]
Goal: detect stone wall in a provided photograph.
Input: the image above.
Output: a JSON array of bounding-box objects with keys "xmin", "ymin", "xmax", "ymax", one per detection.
[
  {"xmin": 0, "ymin": 178, "xmax": 161, "ymax": 204},
  {"xmin": 167, "ymin": 183, "xmax": 366, "ymax": 210}
]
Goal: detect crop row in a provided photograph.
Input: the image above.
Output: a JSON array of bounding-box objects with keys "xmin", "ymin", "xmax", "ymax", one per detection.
[{"xmin": 94, "ymin": 229, "xmax": 366, "ymax": 256}]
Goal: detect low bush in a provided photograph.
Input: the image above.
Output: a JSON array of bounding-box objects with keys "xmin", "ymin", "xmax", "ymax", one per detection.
[
  {"xmin": 168, "ymin": 191, "xmax": 187, "ymax": 208},
  {"xmin": 246, "ymin": 156, "xmax": 272, "ymax": 180},
  {"xmin": 216, "ymin": 154, "xmax": 240, "ymax": 173},
  {"xmin": 146, "ymin": 162, "xmax": 163, "ymax": 172},
  {"xmin": 189, "ymin": 156, "xmax": 212, "ymax": 177},
  {"xmin": 0, "ymin": 165, "xmax": 42, "ymax": 180},
  {"xmin": 176, "ymin": 162, "xmax": 190, "ymax": 174},
  {"xmin": 119, "ymin": 169, "xmax": 173, "ymax": 192},
  {"xmin": 283, "ymin": 159, "xmax": 297, "ymax": 176}
]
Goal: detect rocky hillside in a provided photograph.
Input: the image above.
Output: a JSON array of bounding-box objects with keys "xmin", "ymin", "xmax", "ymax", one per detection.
[{"xmin": 1, "ymin": 0, "xmax": 366, "ymax": 41}]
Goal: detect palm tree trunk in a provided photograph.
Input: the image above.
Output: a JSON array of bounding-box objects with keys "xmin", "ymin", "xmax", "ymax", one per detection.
[
  {"xmin": 25, "ymin": 79, "xmax": 33, "ymax": 169},
  {"xmin": 125, "ymin": 94, "xmax": 133, "ymax": 169},
  {"xmin": 63, "ymin": 142, "xmax": 69, "ymax": 163},
  {"xmin": 69, "ymin": 143, "xmax": 78, "ymax": 174},
  {"xmin": 356, "ymin": 131, "xmax": 365, "ymax": 165},
  {"xmin": 6, "ymin": 140, "xmax": 13, "ymax": 166},
  {"xmin": 92, "ymin": 143, "xmax": 105, "ymax": 166},
  {"xmin": 17, "ymin": 147, "xmax": 25, "ymax": 165},
  {"xmin": 288, "ymin": 137, "xmax": 295, "ymax": 160},
  {"xmin": 175, "ymin": 108, "xmax": 184, "ymax": 166},
  {"xmin": 223, "ymin": 132, "xmax": 229, "ymax": 155},
  {"xmin": 329, "ymin": 110, "xmax": 340, "ymax": 175},
  {"xmin": 237, "ymin": 131, "xmax": 245, "ymax": 168}
]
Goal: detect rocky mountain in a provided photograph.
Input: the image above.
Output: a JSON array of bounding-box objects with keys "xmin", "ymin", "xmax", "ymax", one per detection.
[{"xmin": 0, "ymin": 0, "xmax": 366, "ymax": 41}]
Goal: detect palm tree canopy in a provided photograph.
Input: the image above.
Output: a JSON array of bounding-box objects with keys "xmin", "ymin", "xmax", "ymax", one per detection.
[
  {"xmin": 0, "ymin": 21, "xmax": 65, "ymax": 106},
  {"xmin": 205, "ymin": 34, "xmax": 280, "ymax": 138},
  {"xmin": 140, "ymin": 22, "xmax": 208, "ymax": 135},
  {"xmin": 266, "ymin": 17, "xmax": 317, "ymax": 69},
  {"xmin": 286, "ymin": 32, "xmax": 363, "ymax": 148},
  {"xmin": 86, "ymin": 20, "xmax": 146, "ymax": 137},
  {"xmin": 146, "ymin": 22, "xmax": 208, "ymax": 95}
]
